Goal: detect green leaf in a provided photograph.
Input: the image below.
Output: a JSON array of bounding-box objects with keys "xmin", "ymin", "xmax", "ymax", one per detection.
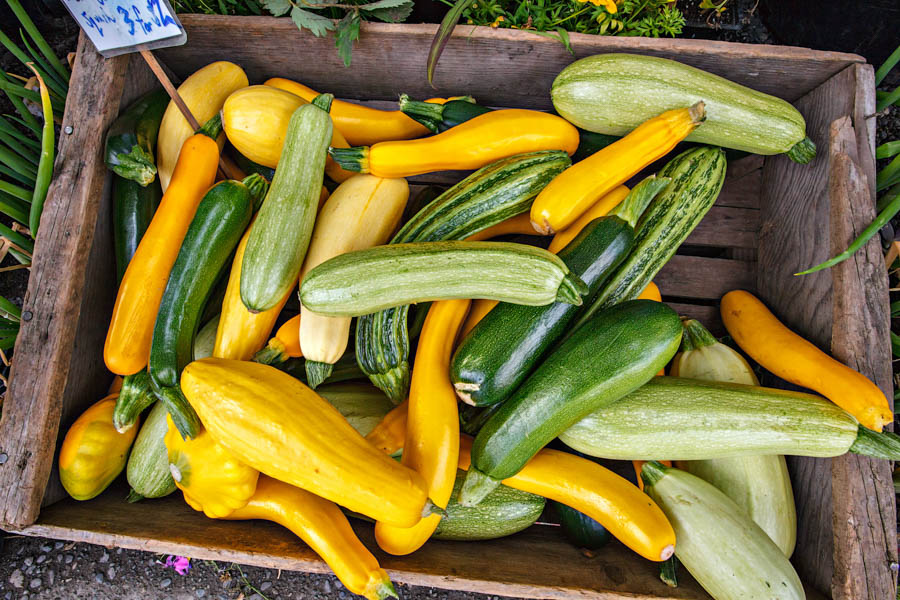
[
  {"xmin": 892, "ymin": 331, "xmax": 900, "ymax": 358},
  {"xmin": 877, "ymin": 141, "xmax": 900, "ymax": 160},
  {"xmin": 335, "ymin": 11, "xmax": 361, "ymax": 67},
  {"xmin": 290, "ymin": 6, "xmax": 335, "ymax": 37},
  {"xmin": 362, "ymin": 0, "xmax": 414, "ymax": 23},
  {"xmin": 262, "ymin": 0, "xmax": 291, "ymax": 16},
  {"xmin": 427, "ymin": 0, "xmax": 475, "ymax": 87}
]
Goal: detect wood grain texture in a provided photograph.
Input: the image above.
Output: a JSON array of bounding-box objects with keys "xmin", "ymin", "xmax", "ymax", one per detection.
[
  {"xmin": 19, "ymin": 483, "xmax": 712, "ymax": 600},
  {"xmin": 655, "ymin": 255, "xmax": 755, "ymax": 301},
  {"xmin": 158, "ymin": 16, "xmax": 862, "ymax": 109},
  {"xmin": 0, "ymin": 34, "xmax": 130, "ymax": 529},
  {"xmin": 663, "ymin": 303, "xmax": 723, "ymax": 336},
  {"xmin": 826, "ymin": 117, "xmax": 897, "ymax": 600}
]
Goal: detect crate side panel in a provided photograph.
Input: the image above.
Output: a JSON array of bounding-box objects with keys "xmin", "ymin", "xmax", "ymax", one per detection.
[
  {"xmin": 0, "ymin": 35, "xmax": 130, "ymax": 529},
  {"xmin": 157, "ymin": 17, "xmax": 863, "ymax": 109}
]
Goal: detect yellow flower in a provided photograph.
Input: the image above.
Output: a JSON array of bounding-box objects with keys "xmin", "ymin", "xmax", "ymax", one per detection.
[
  {"xmin": 577, "ymin": 0, "xmax": 617, "ymax": 10},
  {"xmin": 490, "ymin": 15, "xmax": 505, "ymax": 27}
]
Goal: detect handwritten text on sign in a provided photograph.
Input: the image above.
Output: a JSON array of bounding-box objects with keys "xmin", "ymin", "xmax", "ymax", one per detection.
[{"xmin": 61, "ymin": 0, "xmax": 186, "ymax": 57}]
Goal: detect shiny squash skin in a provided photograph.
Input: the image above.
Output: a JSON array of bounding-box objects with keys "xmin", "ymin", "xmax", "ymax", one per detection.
[
  {"xmin": 721, "ymin": 289, "xmax": 892, "ymax": 432},
  {"xmin": 365, "ymin": 399, "xmax": 408, "ymax": 455},
  {"xmin": 547, "ymin": 186, "xmax": 629, "ymax": 253},
  {"xmin": 164, "ymin": 416, "xmax": 259, "ymax": 519},
  {"xmin": 59, "ymin": 394, "xmax": 138, "ymax": 500},
  {"xmin": 104, "ymin": 134, "xmax": 219, "ymax": 376},
  {"xmin": 375, "ymin": 299, "xmax": 470, "ymax": 555},
  {"xmin": 224, "ymin": 477, "xmax": 397, "ymax": 600},
  {"xmin": 157, "ymin": 61, "xmax": 247, "ymax": 191},
  {"xmin": 180, "ymin": 358, "xmax": 431, "ymax": 527}
]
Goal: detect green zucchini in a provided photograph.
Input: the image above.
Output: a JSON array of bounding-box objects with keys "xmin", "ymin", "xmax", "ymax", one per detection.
[
  {"xmin": 434, "ymin": 470, "xmax": 545, "ymax": 541},
  {"xmin": 112, "ymin": 177, "xmax": 161, "ymax": 282},
  {"xmin": 149, "ymin": 175, "xmax": 266, "ymax": 439},
  {"xmin": 551, "ymin": 53, "xmax": 816, "ymax": 163},
  {"xmin": 641, "ymin": 462, "xmax": 804, "ymax": 600},
  {"xmin": 560, "ymin": 377, "xmax": 900, "ymax": 460},
  {"xmin": 113, "ymin": 369, "xmax": 155, "ymax": 434},
  {"xmin": 126, "ymin": 401, "xmax": 176, "ymax": 501},
  {"xmin": 450, "ymin": 177, "xmax": 666, "ymax": 407},
  {"xmin": 316, "ymin": 382, "xmax": 395, "ymax": 438},
  {"xmin": 554, "ymin": 501, "xmax": 611, "ymax": 550},
  {"xmin": 301, "ymin": 241, "xmax": 587, "ymax": 318},
  {"xmin": 240, "ymin": 94, "xmax": 333, "ymax": 312},
  {"xmin": 193, "ymin": 314, "xmax": 220, "ymax": 360},
  {"xmin": 278, "ymin": 352, "xmax": 367, "ymax": 385},
  {"xmin": 104, "ymin": 88, "xmax": 168, "ymax": 186},
  {"xmin": 355, "ymin": 150, "xmax": 571, "ymax": 403},
  {"xmin": 459, "ymin": 300, "xmax": 682, "ymax": 506},
  {"xmin": 571, "ymin": 146, "xmax": 726, "ymax": 333}
]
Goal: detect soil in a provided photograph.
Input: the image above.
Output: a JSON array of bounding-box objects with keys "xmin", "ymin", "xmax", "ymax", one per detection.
[{"xmin": 1, "ymin": 2, "xmax": 899, "ymax": 599}]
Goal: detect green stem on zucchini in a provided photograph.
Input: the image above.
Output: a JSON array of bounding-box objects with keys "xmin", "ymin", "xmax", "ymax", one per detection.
[
  {"xmin": 609, "ymin": 175, "xmax": 671, "ymax": 229},
  {"xmin": 241, "ymin": 173, "xmax": 269, "ymax": 211},
  {"xmin": 659, "ymin": 556, "xmax": 679, "ymax": 587},
  {"xmin": 398, "ymin": 94, "xmax": 446, "ymax": 133},
  {"xmin": 849, "ymin": 426, "xmax": 900, "ymax": 460},
  {"xmin": 458, "ymin": 467, "xmax": 502, "ymax": 507},
  {"xmin": 305, "ymin": 360, "xmax": 334, "ymax": 389},
  {"xmin": 153, "ymin": 385, "xmax": 202, "ymax": 440},
  {"xmin": 111, "ymin": 145, "xmax": 157, "ymax": 187},
  {"xmin": 113, "ymin": 370, "xmax": 156, "ymax": 433},
  {"xmin": 556, "ymin": 272, "xmax": 588, "ymax": 305},
  {"xmin": 423, "ymin": 499, "xmax": 447, "ymax": 518},
  {"xmin": 312, "ymin": 93, "xmax": 334, "ymax": 112},
  {"xmin": 679, "ymin": 318, "xmax": 718, "ymax": 351},
  {"xmin": 126, "ymin": 489, "xmax": 144, "ymax": 503},
  {"xmin": 640, "ymin": 460, "xmax": 668, "ymax": 487},
  {"xmin": 253, "ymin": 339, "xmax": 289, "ymax": 366},
  {"xmin": 329, "ymin": 146, "xmax": 368, "ymax": 173},
  {"xmin": 197, "ymin": 113, "xmax": 223, "ymax": 140},
  {"xmin": 376, "ymin": 581, "xmax": 399, "ymax": 600},
  {"xmin": 786, "ymin": 137, "xmax": 816, "ymax": 164}
]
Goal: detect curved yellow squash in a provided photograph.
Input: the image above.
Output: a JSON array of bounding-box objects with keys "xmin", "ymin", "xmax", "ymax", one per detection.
[
  {"xmin": 156, "ymin": 61, "xmax": 247, "ymax": 192},
  {"xmin": 164, "ymin": 416, "xmax": 259, "ymax": 519},
  {"xmin": 181, "ymin": 357, "xmax": 431, "ymax": 527},
  {"xmin": 59, "ymin": 394, "xmax": 138, "ymax": 500}
]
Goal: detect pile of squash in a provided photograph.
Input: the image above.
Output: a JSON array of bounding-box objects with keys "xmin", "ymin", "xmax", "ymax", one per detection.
[{"xmin": 59, "ymin": 56, "xmax": 897, "ymax": 600}]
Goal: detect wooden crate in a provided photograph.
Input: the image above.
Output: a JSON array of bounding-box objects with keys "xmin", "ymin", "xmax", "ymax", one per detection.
[{"xmin": 0, "ymin": 15, "xmax": 893, "ymax": 600}]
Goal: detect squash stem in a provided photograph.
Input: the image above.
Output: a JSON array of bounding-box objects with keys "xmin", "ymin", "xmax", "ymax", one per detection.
[
  {"xmin": 305, "ymin": 360, "xmax": 334, "ymax": 389},
  {"xmin": 196, "ymin": 113, "xmax": 223, "ymax": 140},
  {"xmin": 786, "ymin": 136, "xmax": 816, "ymax": 164},
  {"xmin": 311, "ymin": 93, "xmax": 334, "ymax": 112},
  {"xmin": 113, "ymin": 369, "xmax": 155, "ymax": 433},
  {"xmin": 640, "ymin": 460, "xmax": 668, "ymax": 488},
  {"xmin": 241, "ymin": 173, "xmax": 269, "ymax": 212},
  {"xmin": 659, "ymin": 556, "xmax": 679, "ymax": 587},
  {"xmin": 556, "ymin": 272, "xmax": 588, "ymax": 305},
  {"xmin": 253, "ymin": 339, "xmax": 288, "ymax": 366},
  {"xmin": 329, "ymin": 146, "xmax": 369, "ymax": 173},
  {"xmin": 368, "ymin": 364, "xmax": 410, "ymax": 406},
  {"xmin": 679, "ymin": 318, "xmax": 718, "ymax": 351},
  {"xmin": 375, "ymin": 579, "xmax": 399, "ymax": 600},
  {"xmin": 109, "ymin": 144, "xmax": 157, "ymax": 187},
  {"xmin": 610, "ymin": 175, "xmax": 671, "ymax": 230},
  {"xmin": 126, "ymin": 489, "xmax": 144, "ymax": 503},
  {"xmin": 398, "ymin": 94, "xmax": 445, "ymax": 133},
  {"xmin": 154, "ymin": 385, "xmax": 202, "ymax": 440},
  {"xmin": 849, "ymin": 426, "xmax": 900, "ymax": 460},
  {"xmin": 458, "ymin": 467, "xmax": 501, "ymax": 507}
]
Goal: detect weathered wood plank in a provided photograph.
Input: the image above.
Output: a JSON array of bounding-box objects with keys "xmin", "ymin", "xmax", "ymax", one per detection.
[
  {"xmin": 655, "ymin": 255, "xmax": 755, "ymax": 301},
  {"xmin": 682, "ymin": 206, "xmax": 757, "ymax": 249},
  {"xmin": 21, "ymin": 483, "xmax": 711, "ymax": 600},
  {"xmin": 158, "ymin": 16, "xmax": 862, "ymax": 110},
  {"xmin": 663, "ymin": 303, "xmax": 723, "ymax": 336},
  {"xmin": 0, "ymin": 34, "xmax": 130, "ymax": 530},
  {"xmin": 826, "ymin": 117, "xmax": 896, "ymax": 600},
  {"xmin": 756, "ymin": 64, "xmax": 881, "ymax": 597}
]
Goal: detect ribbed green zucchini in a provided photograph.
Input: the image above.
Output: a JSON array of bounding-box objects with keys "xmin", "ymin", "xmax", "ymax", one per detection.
[
  {"xmin": 278, "ymin": 353, "xmax": 367, "ymax": 385},
  {"xmin": 316, "ymin": 382, "xmax": 395, "ymax": 438},
  {"xmin": 113, "ymin": 369, "xmax": 155, "ymax": 434},
  {"xmin": 434, "ymin": 470, "xmax": 545, "ymax": 541},
  {"xmin": 571, "ymin": 147, "xmax": 726, "ymax": 332},
  {"xmin": 451, "ymin": 177, "xmax": 666, "ymax": 407},
  {"xmin": 551, "ymin": 54, "xmax": 815, "ymax": 163},
  {"xmin": 302, "ymin": 241, "xmax": 586, "ymax": 317},
  {"xmin": 104, "ymin": 88, "xmax": 168, "ymax": 185},
  {"xmin": 126, "ymin": 401, "xmax": 176, "ymax": 501},
  {"xmin": 240, "ymin": 94, "xmax": 333, "ymax": 312},
  {"xmin": 112, "ymin": 177, "xmax": 161, "ymax": 282},
  {"xmin": 149, "ymin": 175, "xmax": 265, "ymax": 439},
  {"xmin": 354, "ymin": 150, "xmax": 570, "ymax": 403},
  {"xmin": 641, "ymin": 462, "xmax": 804, "ymax": 600},
  {"xmin": 460, "ymin": 300, "xmax": 682, "ymax": 506},
  {"xmin": 193, "ymin": 315, "xmax": 220, "ymax": 360},
  {"xmin": 560, "ymin": 377, "xmax": 900, "ymax": 460}
]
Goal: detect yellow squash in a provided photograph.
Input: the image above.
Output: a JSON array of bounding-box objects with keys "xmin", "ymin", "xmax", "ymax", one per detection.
[
  {"xmin": 181, "ymin": 357, "xmax": 432, "ymax": 527},
  {"xmin": 224, "ymin": 476, "xmax": 397, "ymax": 600},
  {"xmin": 164, "ymin": 417, "xmax": 259, "ymax": 519},
  {"xmin": 464, "ymin": 213, "xmax": 542, "ymax": 241},
  {"xmin": 375, "ymin": 299, "xmax": 470, "ymax": 555},
  {"xmin": 264, "ymin": 77, "xmax": 433, "ymax": 146},
  {"xmin": 330, "ymin": 109, "xmax": 580, "ymax": 178},
  {"xmin": 531, "ymin": 103, "xmax": 705, "ymax": 234},
  {"xmin": 254, "ymin": 313, "xmax": 303, "ymax": 365},
  {"xmin": 222, "ymin": 85, "xmax": 355, "ymax": 182},
  {"xmin": 366, "ymin": 399, "xmax": 408, "ymax": 455},
  {"xmin": 546, "ymin": 185, "xmax": 630, "ymax": 253},
  {"xmin": 721, "ymin": 289, "xmax": 892, "ymax": 431},
  {"xmin": 300, "ymin": 174, "xmax": 409, "ymax": 387},
  {"xmin": 59, "ymin": 394, "xmax": 138, "ymax": 500},
  {"xmin": 156, "ymin": 61, "xmax": 247, "ymax": 191}
]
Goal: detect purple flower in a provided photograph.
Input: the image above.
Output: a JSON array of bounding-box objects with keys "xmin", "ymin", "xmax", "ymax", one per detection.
[{"xmin": 161, "ymin": 555, "xmax": 192, "ymax": 576}]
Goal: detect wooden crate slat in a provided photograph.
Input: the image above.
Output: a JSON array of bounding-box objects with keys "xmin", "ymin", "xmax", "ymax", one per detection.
[
  {"xmin": 664, "ymin": 303, "xmax": 723, "ymax": 336},
  {"xmin": 654, "ymin": 256, "xmax": 755, "ymax": 300},
  {"xmin": 682, "ymin": 206, "xmax": 758, "ymax": 249},
  {"xmin": 0, "ymin": 35, "xmax": 131, "ymax": 530}
]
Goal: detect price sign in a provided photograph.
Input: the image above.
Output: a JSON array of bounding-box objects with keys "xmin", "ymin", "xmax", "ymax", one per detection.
[{"xmin": 60, "ymin": 0, "xmax": 187, "ymax": 57}]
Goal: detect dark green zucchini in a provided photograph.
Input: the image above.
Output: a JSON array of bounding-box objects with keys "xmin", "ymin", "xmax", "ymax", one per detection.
[
  {"xmin": 112, "ymin": 177, "xmax": 161, "ymax": 282},
  {"xmin": 149, "ymin": 175, "xmax": 266, "ymax": 439},
  {"xmin": 554, "ymin": 501, "xmax": 611, "ymax": 550},
  {"xmin": 112, "ymin": 369, "xmax": 155, "ymax": 434},
  {"xmin": 104, "ymin": 88, "xmax": 168, "ymax": 186},
  {"xmin": 355, "ymin": 150, "xmax": 571, "ymax": 403},
  {"xmin": 434, "ymin": 470, "xmax": 545, "ymax": 541},
  {"xmin": 460, "ymin": 300, "xmax": 683, "ymax": 506},
  {"xmin": 450, "ymin": 177, "xmax": 667, "ymax": 407}
]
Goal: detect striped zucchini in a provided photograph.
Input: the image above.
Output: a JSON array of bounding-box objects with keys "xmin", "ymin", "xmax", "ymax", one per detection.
[
  {"xmin": 551, "ymin": 54, "xmax": 815, "ymax": 163},
  {"xmin": 571, "ymin": 147, "xmax": 726, "ymax": 332},
  {"xmin": 355, "ymin": 150, "xmax": 570, "ymax": 402},
  {"xmin": 316, "ymin": 382, "xmax": 396, "ymax": 438},
  {"xmin": 560, "ymin": 377, "xmax": 900, "ymax": 460},
  {"xmin": 641, "ymin": 462, "xmax": 804, "ymax": 600},
  {"xmin": 112, "ymin": 369, "xmax": 155, "ymax": 434},
  {"xmin": 126, "ymin": 401, "xmax": 176, "ymax": 501},
  {"xmin": 300, "ymin": 241, "xmax": 586, "ymax": 317}
]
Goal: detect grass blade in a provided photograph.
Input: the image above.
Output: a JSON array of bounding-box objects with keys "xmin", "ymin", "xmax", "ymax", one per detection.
[
  {"xmin": 0, "ymin": 178, "xmax": 31, "ymax": 202},
  {"xmin": 875, "ymin": 44, "xmax": 900, "ymax": 87},
  {"xmin": 6, "ymin": 0, "xmax": 70, "ymax": 82},
  {"xmin": 0, "ymin": 116, "xmax": 40, "ymax": 151},
  {"xmin": 0, "ymin": 162, "xmax": 35, "ymax": 187},
  {"xmin": 0, "ymin": 295, "xmax": 21, "ymax": 321},
  {"xmin": 0, "ymin": 222, "xmax": 33, "ymax": 253},
  {"xmin": 877, "ymin": 141, "xmax": 900, "ymax": 160},
  {"xmin": 0, "ymin": 189, "xmax": 31, "ymax": 223},
  {"xmin": 876, "ymin": 90, "xmax": 900, "ymax": 108},
  {"xmin": 427, "ymin": 0, "xmax": 475, "ymax": 87},
  {"xmin": 0, "ymin": 77, "xmax": 41, "ymax": 104},
  {"xmin": 18, "ymin": 33, "xmax": 68, "ymax": 100},
  {"xmin": 0, "ymin": 143, "xmax": 38, "ymax": 179},
  {"xmin": 877, "ymin": 85, "xmax": 900, "ymax": 113},
  {"xmin": 877, "ymin": 153, "xmax": 900, "ymax": 192},
  {"xmin": 0, "ymin": 73, "xmax": 40, "ymax": 130},
  {"xmin": 0, "ymin": 134, "xmax": 39, "ymax": 165},
  {"xmin": 4, "ymin": 114, "xmax": 40, "ymax": 137},
  {"xmin": 27, "ymin": 63, "xmax": 54, "ymax": 236}
]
